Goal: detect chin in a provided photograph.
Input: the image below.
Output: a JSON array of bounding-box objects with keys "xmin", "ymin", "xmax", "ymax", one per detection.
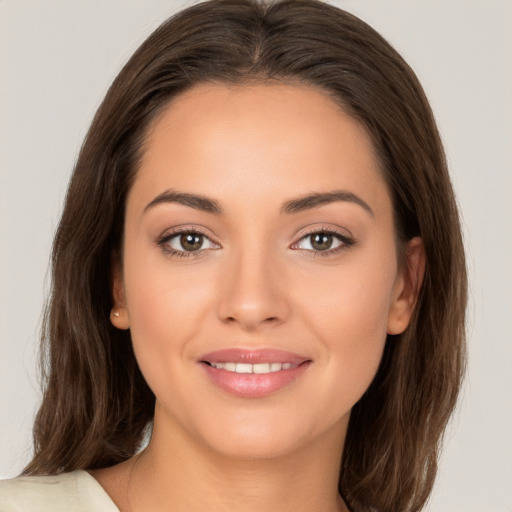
[
  {"xmin": 202, "ymin": 430, "xmax": 308, "ymax": 461},
  {"xmin": 189, "ymin": 404, "xmax": 350, "ymax": 462}
]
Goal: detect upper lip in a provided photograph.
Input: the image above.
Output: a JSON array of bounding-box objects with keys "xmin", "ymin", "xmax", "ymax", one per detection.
[{"xmin": 199, "ymin": 348, "xmax": 310, "ymax": 365}]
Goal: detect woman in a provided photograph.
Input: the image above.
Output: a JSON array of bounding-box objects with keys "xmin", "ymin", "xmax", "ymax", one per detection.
[{"xmin": 0, "ymin": 0, "xmax": 466, "ymax": 511}]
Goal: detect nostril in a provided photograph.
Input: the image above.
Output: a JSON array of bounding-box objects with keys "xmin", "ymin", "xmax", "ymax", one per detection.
[{"xmin": 218, "ymin": 293, "xmax": 290, "ymax": 329}]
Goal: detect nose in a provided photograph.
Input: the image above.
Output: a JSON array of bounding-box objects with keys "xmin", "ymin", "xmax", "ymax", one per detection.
[{"xmin": 216, "ymin": 249, "xmax": 291, "ymax": 331}]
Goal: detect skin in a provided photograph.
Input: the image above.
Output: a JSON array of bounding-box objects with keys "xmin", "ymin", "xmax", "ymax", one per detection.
[{"xmin": 92, "ymin": 83, "xmax": 424, "ymax": 512}]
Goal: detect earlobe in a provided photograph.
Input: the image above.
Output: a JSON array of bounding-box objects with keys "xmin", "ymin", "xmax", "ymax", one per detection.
[
  {"xmin": 387, "ymin": 237, "xmax": 426, "ymax": 335},
  {"xmin": 110, "ymin": 308, "xmax": 130, "ymax": 330},
  {"xmin": 110, "ymin": 260, "xmax": 130, "ymax": 330}
]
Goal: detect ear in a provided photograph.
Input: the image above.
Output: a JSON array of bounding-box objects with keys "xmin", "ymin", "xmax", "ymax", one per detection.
[
  {"xmin": 110, "ymin": 258, "xmax": 130, "ymax": 330},
  {"xmin": 387, "ymin": 237, "xmax": 426, "ymax": 335}
]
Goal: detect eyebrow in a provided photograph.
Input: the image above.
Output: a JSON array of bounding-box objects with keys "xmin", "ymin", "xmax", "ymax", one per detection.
[
  {"xmin": 281, "ymin": 190, "xmax": 374, "ymax": 217},
  {"xmin": 144, "ymin": 190, "xmax": 222, "ymax": 214},
  {"xmin": 144, "ymin": 189, "xmax": 373, "ymax": 217}
]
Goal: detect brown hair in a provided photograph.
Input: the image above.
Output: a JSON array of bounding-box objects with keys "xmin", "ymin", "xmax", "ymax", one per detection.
[{"xmin": 23, "ymin": 1, "xmax": 467, "ymax": 511}]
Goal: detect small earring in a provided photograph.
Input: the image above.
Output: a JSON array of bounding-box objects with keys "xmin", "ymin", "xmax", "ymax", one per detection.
[{"xmin": 112, "ymin": 310, "xmax": 120, "ymax": 318}]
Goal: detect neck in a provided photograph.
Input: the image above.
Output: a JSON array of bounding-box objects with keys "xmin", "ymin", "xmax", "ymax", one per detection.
[{"xmin": 125, "ymin": 406, "xmax": 348, "ymax": 512}]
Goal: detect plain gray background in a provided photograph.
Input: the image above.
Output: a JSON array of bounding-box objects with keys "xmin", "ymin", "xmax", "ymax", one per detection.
[{"xmin": 1, "ymin": 1, "xmax": 511, "ymax": 510}]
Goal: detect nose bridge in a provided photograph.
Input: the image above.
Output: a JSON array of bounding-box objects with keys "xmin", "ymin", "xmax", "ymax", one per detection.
[{"xmin": 216, "ymin": 241, "xmax": 289, "ymax": 329}]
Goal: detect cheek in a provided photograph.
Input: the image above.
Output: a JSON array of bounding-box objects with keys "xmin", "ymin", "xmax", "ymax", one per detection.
[
  {"xmin": 298, "ymin": 247, "xmax": 396, "ymax": 342},
  {"xmin": 121, "ymin": 250, "xmax": 215, "ymax": 379},
  {"xmin": 295, "ymin": 255, "xmax": 396, "ymax": 407},
  {"xmin": 127, "ymin": 275, "xmax": 206, "ymax": 340}
]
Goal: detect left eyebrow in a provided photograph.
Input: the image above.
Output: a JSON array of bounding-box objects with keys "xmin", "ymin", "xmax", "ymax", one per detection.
[
  {"xmin": 280, "ymin": 190, "xmax": 374, "ymax": 217},
  {"xmin": 144, "ymin": 189, "xmax": 223, "ymax": 215}
]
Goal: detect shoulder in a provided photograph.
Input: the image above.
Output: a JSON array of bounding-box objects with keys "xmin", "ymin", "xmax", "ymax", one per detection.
[{"xmin": 0, "ymin": 470, "xmax": 119, "ymax": 512}]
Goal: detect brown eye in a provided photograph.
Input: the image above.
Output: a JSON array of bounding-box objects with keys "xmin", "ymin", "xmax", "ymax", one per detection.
[
  {"xmin": 310, "ymin": 233, "xmax": 334, "ymax": 251},
  {"xmin": 163, "ymin": 230, "xmax": 218, "ymax": 254},
  {"xmin": 292, "ymin": 229, "xmax": 353, "ymax": 254},
  {"xmin": 180, "ymin": 233, "xmax": 203, "ymax": 251}
]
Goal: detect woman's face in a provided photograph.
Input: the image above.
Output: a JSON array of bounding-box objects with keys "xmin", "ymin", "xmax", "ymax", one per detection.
[{"xmin": 113, "ymin": 83, "xmax": 419, "ymax": 459}]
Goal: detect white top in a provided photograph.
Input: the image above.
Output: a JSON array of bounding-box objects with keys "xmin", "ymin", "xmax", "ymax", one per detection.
[{"xmin": 0, "ymin": 470, "xmax": 119, "ymax": 511}]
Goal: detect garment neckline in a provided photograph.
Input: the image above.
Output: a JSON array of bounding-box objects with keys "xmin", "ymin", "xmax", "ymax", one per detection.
[{"xmin": 78, "ymin": 470, "xmax": 120, "ymax": 511}]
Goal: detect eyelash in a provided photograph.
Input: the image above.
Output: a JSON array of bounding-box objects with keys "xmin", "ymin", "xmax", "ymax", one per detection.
[
  {"xmin": 292, "ymin": 227, "xmax": 356, "ymax": 258},
  {"xmin": 157, "ymin": 227, "xmax": 219, "ymax": 259},
  {"xmin": 156, "ymin": 227, "xmax": 355, "ymax": 259}
]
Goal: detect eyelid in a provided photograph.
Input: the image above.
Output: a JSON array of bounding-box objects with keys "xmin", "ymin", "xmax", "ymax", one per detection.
[
  {"xmin": 156, "ymin": 225, "xmax": 221, "ymax": 256},
  {"xmin": 296, "ymin": 223, "xmax": 353, "ymax": 238},
  {"xmin": 290, "ymin": 225, "xmax": 356, "ymax": 255}
]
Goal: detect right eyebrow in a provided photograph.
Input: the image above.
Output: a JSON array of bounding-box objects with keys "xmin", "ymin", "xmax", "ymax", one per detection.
[
  {"xmin": 143, "ymin": 189, "xmax": 223, "ymax": 215},
  {"xmin": 281, "ymin": 190, "xmax": 374, "ymax": 217}
]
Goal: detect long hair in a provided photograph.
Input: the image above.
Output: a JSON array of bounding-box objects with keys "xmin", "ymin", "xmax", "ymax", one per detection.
[{"xmin": 23, "ymin": 1, "xmax": 467, "ymax": 511}]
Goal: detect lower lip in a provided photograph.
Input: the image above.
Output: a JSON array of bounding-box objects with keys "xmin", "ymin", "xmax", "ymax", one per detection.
[{"xmin": 200, "ymin": 362, "xmax": 311, "ymax": 398}]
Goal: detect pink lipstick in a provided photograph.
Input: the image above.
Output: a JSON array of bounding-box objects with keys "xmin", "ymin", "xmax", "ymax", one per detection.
[{"xmin": 199, "ymin": 348, "xmax": 311, "ymax": 398}]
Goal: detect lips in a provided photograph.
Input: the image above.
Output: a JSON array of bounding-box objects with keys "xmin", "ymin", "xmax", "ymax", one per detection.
[{"xmin": 199, "ymin": 348, "xmax": 311, "ymax": 398}]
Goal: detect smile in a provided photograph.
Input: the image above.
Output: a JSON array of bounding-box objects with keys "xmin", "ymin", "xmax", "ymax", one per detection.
[
  {"xmin": 199, "ymin": 348, "xmax": 311, "ymax": 398},
  {"xmin": 206, "ymin": 362, "xmax": 298, "ymax": 373}
]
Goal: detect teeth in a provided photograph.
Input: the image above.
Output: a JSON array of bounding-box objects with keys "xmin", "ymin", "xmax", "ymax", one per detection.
[
  {"xmin": 253, "ymin": 363, "xmax": 270, "ymax": 374},
  {"xmin": 209, "ymin": 362, "xmax": 297, "ymax": 373},
  {"xmin": 235, "ymin": 363, "xmax": 252, "ymax": 373}
]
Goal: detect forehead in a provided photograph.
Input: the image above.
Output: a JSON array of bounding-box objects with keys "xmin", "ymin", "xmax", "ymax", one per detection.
[
  {"xmin": 143, "ymin": 82, "xmax": 375, "ymax": 166},
  {"xmin": 131, "ymin": 82, "xmax": 391, "ymax": 218}
]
